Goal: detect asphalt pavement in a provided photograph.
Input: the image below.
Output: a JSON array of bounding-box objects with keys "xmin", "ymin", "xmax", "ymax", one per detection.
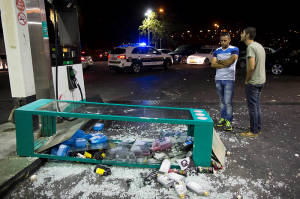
[{"xmin": 0, "ymin": 62, "xmax": 299, "ymax": 198}]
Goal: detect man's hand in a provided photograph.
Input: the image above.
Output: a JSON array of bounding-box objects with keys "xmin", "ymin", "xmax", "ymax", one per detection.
[
  {"xmin": 211, "ymin": 57, "xmax": 226, "ymax": 69},
  {"xmin": 218, "ymin": 54, "xmax": 238, "ymax": 66},
  {"xmin": 211, "ymin": 55, "xmax": 238, "ymax": 69}
]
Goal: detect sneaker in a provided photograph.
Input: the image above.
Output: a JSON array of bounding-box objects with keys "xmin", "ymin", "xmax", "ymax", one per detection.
[
  {"xmin": 240, "ymin": 131, "xmax": 259, "ymax": 138},
  {"xmin": 217, "ymin": 118, "xmax": 226, "ymax": 127},
  {"xmin": 224, "ymin": 120, "xmax": 232, "ymax": 131}
]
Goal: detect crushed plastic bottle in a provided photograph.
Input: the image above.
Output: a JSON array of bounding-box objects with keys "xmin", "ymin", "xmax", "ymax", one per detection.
[
  {"xmin": 167, "ymin": 172, "xmax": 185, "ymax": 183},
  {"xmin": 157, "ymin": 173, "xmax": 174, "ymax": 188},
  {"xmin": 186, "ymin": 181, "xmax": 209, "ymax": 196},
  {"xmin": 159, "ymin": 159, "xmax": 171, "ymax": 173},
  {"xmin": 174, "ymin": 181, "xmax": 187, "ymax": 199}
]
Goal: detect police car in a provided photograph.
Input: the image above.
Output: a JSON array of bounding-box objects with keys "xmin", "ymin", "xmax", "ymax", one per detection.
[{"xmin": 108, "ymin": 43, "xmax": 173, "ymax": 73}]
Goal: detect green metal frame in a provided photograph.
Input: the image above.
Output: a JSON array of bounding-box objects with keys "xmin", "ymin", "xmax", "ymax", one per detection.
[{"xmin": 15, "ymin": 99, "xmax": 213, "ymax": 168}]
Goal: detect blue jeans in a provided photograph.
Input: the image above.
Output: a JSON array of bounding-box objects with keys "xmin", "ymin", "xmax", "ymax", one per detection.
[
  {"xmin": 245, "ymin": 83, "xmax": 264, "ymax": 134},
  {"xmin": 215, "ymin": 80, "xmax": 235, "ymax": 122}
]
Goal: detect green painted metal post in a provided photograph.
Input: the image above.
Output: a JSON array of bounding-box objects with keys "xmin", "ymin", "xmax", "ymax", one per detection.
[
  {"xmin": 15, "ymin": 111, "xmax": 35, "ymax": 156},
  {"xmin": 192, "ymin": 124, "xmax": 213, "ymax": 167}
]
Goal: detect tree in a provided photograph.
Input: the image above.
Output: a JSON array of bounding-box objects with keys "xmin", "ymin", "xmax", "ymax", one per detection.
[{"xmin": 139, "ymin": 12, "xmax": 164, "ymax": 48}]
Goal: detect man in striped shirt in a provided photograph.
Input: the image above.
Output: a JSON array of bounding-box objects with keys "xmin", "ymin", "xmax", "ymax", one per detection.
[{"xmin": 211, "ymin": 32, "xmax": 239, "ymax": 131}]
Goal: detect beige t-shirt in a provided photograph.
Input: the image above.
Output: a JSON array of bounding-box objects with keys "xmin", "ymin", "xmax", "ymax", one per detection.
[{"xmin": 246, "ymin": 41, "xmax": 266, "ymax": 84}]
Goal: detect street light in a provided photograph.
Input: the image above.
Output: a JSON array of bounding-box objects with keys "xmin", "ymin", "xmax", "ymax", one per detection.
[
  {"xmin": 145, "ymin": 9, "xmax": 152, "ymax": 17},
  {"xmin": 145, "ymin": 9, "xmax": 152, "ymax": 46},
  {"xmin": 159, "ymin": 8, "xmax": 164, "ymax": 13},
  {"xmin": 214, "ymin": 23, "xmax": 220, "ymax": 29}
]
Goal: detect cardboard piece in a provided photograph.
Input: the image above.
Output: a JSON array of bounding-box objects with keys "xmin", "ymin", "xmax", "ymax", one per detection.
[{"xmin": 212, "ymin": 128, "xmax": 226, "ymax": 166}]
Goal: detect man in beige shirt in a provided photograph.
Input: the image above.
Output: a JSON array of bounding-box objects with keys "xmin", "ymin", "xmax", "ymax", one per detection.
[{"xmin": 240, "ymin": 27, "xmax": 266, "ymax": 137}]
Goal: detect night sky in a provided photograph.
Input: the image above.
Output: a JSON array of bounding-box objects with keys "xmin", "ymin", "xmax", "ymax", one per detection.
[{"xmin": 77, "ymin": 0, "xmax": 299, "ymax": 50}]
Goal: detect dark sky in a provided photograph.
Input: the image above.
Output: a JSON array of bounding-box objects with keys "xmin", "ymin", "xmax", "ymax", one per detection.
[{"xmin": 77, "ymin": 0, "xmax": 299, "ymax": 49}]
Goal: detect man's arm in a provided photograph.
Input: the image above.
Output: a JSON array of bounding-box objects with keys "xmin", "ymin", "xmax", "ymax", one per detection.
[
  {"xmin": 218, "ymin": 54, "xmax": 238, "ymax": 66},
  {"xmin": 245, "ymin": 57, "xmax": 255, "ymax": 84},
  {"xmin": 211, "ymin": 57, "xmax": 227, "ymax": 69}
]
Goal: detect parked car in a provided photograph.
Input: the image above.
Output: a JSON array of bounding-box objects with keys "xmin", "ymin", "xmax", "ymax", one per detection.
[
  {"xmin": 186, "ymin": 47, "xmax": 216, "ymax": 65},
  {"xmin": 237, "ymin": 47, "xmax": 276, "ymax": 69},
  {"xmin": 264, "ymin": 47, "xmax": 276, "ymax": 54},
  {"xmin": 157, "ymin": 49, "xmax": 172, "ymax": 54},
  {"xmin": 108, "ymin": 44, "xmax": 173, "ymax": 73},
  {"xmin": 267, "ymin": 47, "xmax": 300, "ymax": 75},
  {"xmin": 169, "ymin": 44, "xmax": 203, "ymax": 64},
  {"xmin": 93, "ymin": 49, "xmax": 110, "ymax": 61},
  {"xmin": 81, "ymin": 55, "xmax": 94, "ymax": 69}
]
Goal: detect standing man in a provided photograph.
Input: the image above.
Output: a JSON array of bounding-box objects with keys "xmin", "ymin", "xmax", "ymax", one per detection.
[
  {"xmin": 211, "ymin": 32, "xmax": 239, "ymax": 131},
  {"xmin": 240, "ymin": 27, "xmax": 266, "ymax": 137}
]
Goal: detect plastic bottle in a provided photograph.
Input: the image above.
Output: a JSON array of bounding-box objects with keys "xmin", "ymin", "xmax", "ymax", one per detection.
[
  {"xmin": 167, "ymin": 172, "xmax": 185, "ymax": 182},
  {"xmin": 94, "ymin": 164, "xmax": 111, "ymax": 176},
  {"xmin": 186, "ymin": 181, "xmax": 210, "ymax": 196},
  {"xmin": 168, "ymin": 169, "xmax": 187, "ymax": 176},
  {"xmin": 174, "ymin": 181, "xmax": 187, "ymax": 199},
  {"xmin": 159, "ymin": 159, "xmax": 171, "ymax": 173},
  {"xmin": 157, "ymin": 173, "xmax": 174, "ymax": 187}
]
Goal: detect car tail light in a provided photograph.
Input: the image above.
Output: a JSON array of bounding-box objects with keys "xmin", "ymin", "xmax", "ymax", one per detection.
[
  {"xmin": 117, "ymin": 54, "xmax": 126, "ymax": 59},
  {"xmin": 81, "ymin": 57, "xmax": 85, "ymax": 61}
]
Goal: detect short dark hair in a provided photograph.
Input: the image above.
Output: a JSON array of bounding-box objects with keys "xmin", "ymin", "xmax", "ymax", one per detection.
[
  {"xmin": 244, "ymin": 27, "xmax": 256, "ymax": 40},
  {"xmin": 220, "ymin": 32, "xmax": 231, "ymax": 39}
]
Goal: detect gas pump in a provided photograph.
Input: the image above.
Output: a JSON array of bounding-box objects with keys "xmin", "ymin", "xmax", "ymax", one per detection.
[{"xmin": 46, "ymin": 0, "xmax": 86, "ymax": 102}]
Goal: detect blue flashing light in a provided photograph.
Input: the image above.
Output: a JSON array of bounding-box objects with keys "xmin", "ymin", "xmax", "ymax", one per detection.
[{"xmin": 117, "ymin": 43, "xmax": 148, "ymax": 48}]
